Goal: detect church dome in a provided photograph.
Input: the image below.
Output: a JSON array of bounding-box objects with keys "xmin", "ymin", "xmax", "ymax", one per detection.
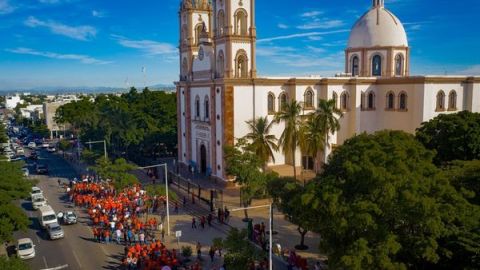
[{"xmin": 347, "ymin": 3, "xmax": 408, "ymax": 49}]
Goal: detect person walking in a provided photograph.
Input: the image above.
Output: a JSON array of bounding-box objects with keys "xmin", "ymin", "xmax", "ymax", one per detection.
[
  {"xmin": 174, "ymin": 202, "xmax": 179, "ymax": 214},
  {"xmin": 161, "ymin": 228, "xmax": 165, "ymax": 241},
  {"xmin": 191, "ymin": 217, "xmax": 197, "ymax": 229},
  {"xmin": 209, "ymin": 246, "xmax": 215, "ymax": 262},
  {"xmin": 183, "ymin": 196, "xmax": 187, "ymax": 207},
  {"xmin": 196, "ymin": 241, "xmax": 202, "ymax": 260},
  {"xmin": 207, "ymin": 214, "xmax": 212, "ymax": 227},
  {"xmin": 200, "ymin": 216, "xmax": 205, "ymax": 229}
]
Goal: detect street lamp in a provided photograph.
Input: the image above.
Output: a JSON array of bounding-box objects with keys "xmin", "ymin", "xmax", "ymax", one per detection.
[
  {"xmin": 230, "ymin": 204, "xmax": 273, "ymax": 270},
  {"xmin": 85, "ymin": 140, "xmax": 107, "ymax": 160},
  {"xmin": 137, "ymin": 163, "xmax": 170, "ymax": 236}
]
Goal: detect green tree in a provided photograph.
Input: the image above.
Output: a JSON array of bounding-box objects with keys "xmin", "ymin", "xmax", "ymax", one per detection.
[
  {"xmin": 416, "ymin": 111, "xmax": 480, "ymax": 164},
  {"xmin": 0, "ymin": 256, "xmax": 29, "ymax": 270},
  {"xmin": 223, "ymin": 228, "xmax": 265, "ymax": 270},
  {"xmin": 440, "ymin": 160, "xmax": 480, "ymax": 205},
  {"xmin": 243, "ymin": 116, "xmax": 278, "ymax": 171},
  {"xmin": 91, "ymin": 158, "xmax": 138, "ymax": 190},
  {"xmin": 303, "ymin": 130, "xmax": 480, "ymax": 269},
  {"xmin": 299, "ymin": 116, "xmax": 325, "ymax": 173},
  {"xmin": 275, "ymin": 100, "xmax": 302, "ymax": 180}
]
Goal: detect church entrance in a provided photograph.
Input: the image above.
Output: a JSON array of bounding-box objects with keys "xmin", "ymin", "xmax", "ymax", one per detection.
[{"xmin": 200, "ymin": 144, "xmax": 207, "ymax": 174}]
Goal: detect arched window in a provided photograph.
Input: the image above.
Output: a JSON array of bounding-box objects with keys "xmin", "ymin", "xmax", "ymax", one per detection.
[
  {"xmin": 182, "ymin": 58, "xmax": 188, "ymax": 80},
  {"xmin": 195, "ymin": 24, "xmax": 203, "ymax": 45},
  {"xmin": 340, "ymin": 92, "xmax": 349, "ymax": 111},
  {"xmin": 351, "ymin": 55, "xmax": 360, "ymax": 76},
  {"xmin": 234, "ymin": 9, "xmax": 248, "ymax": 36},
  {"xmin": 279, "ymin": 92, "xmax": 287, "ymax": 111},
  {"xmin": 436, "ymin": 91, "xmax": 446, "ymax": 111},
  {"xmin": 235, "ymin": 51, "xmax": 248, "ymax": 78},
  {"xmin": 395, "ymin": 54, "xmax": 404, "ymax": 76},
  {"xmin": 217, "ymin": 10, "xmax": 225, "ymax": 36},
  {"xmin": 332, "ymin": 92, "xmax": 338, "ymax": 109},
  {"xmin": 386, "ymin": 92, "xmax": 395, "ymax": 110},
  {"xmin": 216, "ymin": 51, "xmax": 225, "ymax": 78},
  {"xmin": 368, "ymin": 92, "xmax": 375, "ymax": 109},
  {"xmin": 268, "ymin": 93, "xmax": 275, "ymax": 113},
  {"xmin": 399, "ymin": 92, "xmax": 407, "ymax": 110},
  {"xmin": 304, "ymin": 89, "xmax": 314, "ymax": 108},
  {"xmin": 195, "ymin": 96, "xmax": 201, "ymax": 118},
  {"xmin": 372, "ymin": 55, "xmax": 382, "ymax": 76},
  {"xmin": 360, "ymin": 92, "xmax": 365, "ymax": 109},
  {"xmin": 448, "ymin": 91, "xmax": 457, "ymax": 110},
  {"xmin": 204, "ymin": 96, "xmax": 210, "ymax": 120},
  {"xmin": 181, "ymin": 24, "xmax": 188, "ymax": 45}
]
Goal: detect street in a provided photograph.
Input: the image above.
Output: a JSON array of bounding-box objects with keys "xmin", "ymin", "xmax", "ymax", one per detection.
[{"xmin": 13, "ymin": 148, "xmax": 124, "ymax": 270}]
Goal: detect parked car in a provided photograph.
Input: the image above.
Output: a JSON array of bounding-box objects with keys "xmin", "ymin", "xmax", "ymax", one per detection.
[
  {"xmin": 36, "ymin": 164, "xmax": 48, "ymax": 174},
  {"xmin": 27, "ymin": 142, "xmax": 36, "ymax": 149},
  {"xmin": 16, "ymin": 148, "xmax": 24, "ymax": 155},
  {"xmin": 46, "ymin": 222, "xmax": 64, "ymax": 240},
  {"xmin": 30, "ymin": 187, "xmax": 43, "ymax": 199},
  {"xmin": 32, "ymin": 194, "xmax": 47, "ymax": 210},
  {"xmin": 47, "ymin": 146, "xmax": 56, "ymax": 153},
  {"xmin": 41, "ymin": 142, "xmax": 49, "ymax": 148},
  {"xmin": 22, "ymin": 167, "xmax": 29, "ymax": 177},
  {"xmin": 16, "ymin": 238, "xmax": 35, "ymax": 259},
  {"xmin": 59, "ymin": 211, "xmax": 77, "ymax": 225},
  {"xmin": 28, "ymin": 151, "xmax": 38, "ymax": 160}
]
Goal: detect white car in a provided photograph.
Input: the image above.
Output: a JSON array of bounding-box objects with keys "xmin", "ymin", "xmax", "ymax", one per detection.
[
  {"xmin": 27, "ymin": 142, "xmax": 36, "ymax": 149},
  {"xmin": 16, "ymin": 238, "xmax": 35, "ymax": 259},
  {"xmin": 32, "ymin": 194, "xmax": 47, "ymax": 210},
  {"xmin": 46, "ymin": 222, "xmax": 64, "ymax": 240},
  {"xmin": 16, "ymin": 148, "xmax": 24, "ymax": 155},
  {"xmin": 30, "ymin": 187, "xmax": 43, "ymax": 199},
  {"xmin": 46, "ymin": 146, "xmax": 56, "ymax": 153},
  {"xmin": 22, "ymin": 167, "xmax": 29, "ymax": 177},
  {"xmin": 41, "ymin": 142, "xmax": 49, "ymax": 148}
]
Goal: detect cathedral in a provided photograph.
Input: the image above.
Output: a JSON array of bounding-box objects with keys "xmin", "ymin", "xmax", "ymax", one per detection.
[{"xmin": 175, "ymin": 0, "xmax": 480, "ymax": 182}]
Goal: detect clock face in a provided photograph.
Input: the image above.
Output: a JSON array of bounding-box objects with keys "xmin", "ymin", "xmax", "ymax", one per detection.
[{"xmin": 199, "ymin": 47, "xmax": 204, "ymax": 60}]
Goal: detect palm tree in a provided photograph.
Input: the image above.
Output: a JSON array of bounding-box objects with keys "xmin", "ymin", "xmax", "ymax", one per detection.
[
  {"xmin": 298, "ymin": 116, "xmax": 325, "ymax": 172},
  {"xmin": 311, "ymin": 99, "xmax": 343, "ymax": 169},
  {"xmin": 275, "ymin": 100, "xmax": 303, "ymax": 180},
  {"xmin": 243, "ymin": 116, "xmax": 278, "ymax": 171}
]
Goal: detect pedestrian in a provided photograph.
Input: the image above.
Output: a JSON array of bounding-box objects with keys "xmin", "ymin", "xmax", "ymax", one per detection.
[
  {"xmin": 196, "ymin": 241, "xmax": 202, "ymax": 260},
  {"xmin": 174, "ymin": 202, "xmax": 179, "ymax": 214},
  {"xmin": 209, "ymin": 246, "xmax": 215, "ymax": 262},
  {"xmin": 224, "ymin": 206, "xmax": 230, "ymax": 222},
  {"xmin": 183, "ymin": 196, "xmax": 187, "ymax": 207},
  {"xmin": 192, "ymin": 193, "xmax": 195, "ymax": 204},
  {"xmin": 200, "ymin": 216, "xmax": 205, "ymax": 229},
  {"xmin": 207, "ymin": 213, "xmax": 212, "ymax": 227},
  {"xmin": 116, "ymin": 228, "xmax": 122, "ymax": 244},
  {"xmin": 161, "ymin": 228, "xmax": 165, "ymax": 241},
  {"xmin": 192, "ymin": 217, "xmax": 197, "ymax": 229}
]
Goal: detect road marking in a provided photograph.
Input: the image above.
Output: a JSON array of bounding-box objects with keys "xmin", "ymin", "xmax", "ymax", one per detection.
[
  {"xmin": 100, "ymin": 245, "xmax": 109, "ymax": 256},
  {"xmin": 43, "ymin": 256, "xmax": 48, "ymax": 268},
  {"xmin": 40, "ymin": 264, "xmax": 69, "ymax": 270},
  {"xmin": 36, "ymin": 234, "xmax": 41, "ymax": 244},
  {"xmin": 72, "ymin": 250, "xmax": 82, "ymax": 268}
]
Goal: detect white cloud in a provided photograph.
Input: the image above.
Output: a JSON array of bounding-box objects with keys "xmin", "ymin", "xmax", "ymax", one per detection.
[
  {"xmin": 111, "ymin": 34, "xmax": 177, "ymax": 56},
  {"xmin": 24, "ymin": 16, "xmax": 97, "ymax": 41},
  {"xmin": 297, "ymin": 19, "xmax": 344, "ymax": 30},
  {"xmin": 456, "ymin": 65, "xmax": 480, "ymax": 75},
  {"xmin": 301, "ymin": 11, "xmax": 323, "ymax": 18},
  {"xmin": 277, "ymin": 23, "xmax": 289, "ymax": 29},
  {"xmin": 258, "ymin": 29, "xmax": 349, "ymax": 43},
  {"xmin": 92, "ymin": 10, "xmax": 105, "ymax": 18},
  {"xmin": 6, "ymin": 47, "xmax": 112, "ymax": 65},
  {"xmin": 0, "ymin": 0, "xmax": 15, "ymax": 15}
]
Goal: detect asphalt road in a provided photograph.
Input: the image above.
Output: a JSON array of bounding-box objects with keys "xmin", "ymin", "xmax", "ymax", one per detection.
[{"xmin": 13, "ymin": 148, "xmax": 124, "ymax": 270}]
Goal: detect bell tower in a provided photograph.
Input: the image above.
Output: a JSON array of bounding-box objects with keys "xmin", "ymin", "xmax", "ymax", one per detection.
[
  {"xmin": 213, "ymin": 0, "xmax": 257, "ymax": 79},
  {"xmin": 372, "ymin": 0, "xmax": 384, "ymax": 8},
  {"xmin": 179, "ymin": 0, "xmax": 213, "ymax": 81}
]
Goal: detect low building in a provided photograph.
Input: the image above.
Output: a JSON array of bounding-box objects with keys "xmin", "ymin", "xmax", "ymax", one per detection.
[
  {"xmin": 5, "ymin": 94, "xmax": 22, "ymax": 110},
  {"xmin": 43, "ymin": 102, "xmax": 70, "ymax": 139}
]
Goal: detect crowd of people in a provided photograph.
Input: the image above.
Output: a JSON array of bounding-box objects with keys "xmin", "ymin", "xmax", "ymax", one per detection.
[{"xmin": 68, "ymin": 179, "xmax": 180, "ymax": 270}]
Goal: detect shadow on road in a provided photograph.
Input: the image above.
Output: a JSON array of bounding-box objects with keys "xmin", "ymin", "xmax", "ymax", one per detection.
[{"xmin": 103, "ymin": 253, "xmax": 125, "ymax": 270}]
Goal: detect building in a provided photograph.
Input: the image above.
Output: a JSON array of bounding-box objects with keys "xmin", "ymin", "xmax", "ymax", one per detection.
[
  {"xmin": 175, "ymin": 0, "xmax": 480, "ymax": 182},
  {"xmin": 43, "ymin": 102, "xmax": 69, "ymax": 139},
  {"xmin": 5, "ymin": 94, "xmax": 22, "ymax": 110},
  {"xmin": 20, "ymin": 105, "xmax": 44, "ymax": 120}
]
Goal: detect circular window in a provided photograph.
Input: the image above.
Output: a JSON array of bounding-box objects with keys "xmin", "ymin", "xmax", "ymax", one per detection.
[
  {"xmin": 217, "ymin": 115, "xmax": 220, "ymax": 120},
  {"xmin": 182, "ymin": 112, "xmax": 185, "ymax": 116},
  {"xmin": 183, "ymin": 133, "xmax": 186, "ymax": 137},
  {"xmin": 182, "ymin": 90, "xmax": 184, "ymax": 95},
  {"xmin": 217, "ymin": 165, "xmax": 221, "ymax": 170},
  {"xmin": 184, "ymin": 153, "xmax": 186, "ymax": 157},
  {"xmin": 217, "ymin": 140, "xmax": 221, "ymax": 146}
]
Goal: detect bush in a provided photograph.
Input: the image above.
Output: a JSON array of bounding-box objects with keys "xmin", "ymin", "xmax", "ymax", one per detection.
[{"xmin": 181, "ymin": 246, "xmax": 192, "ymax": 258}]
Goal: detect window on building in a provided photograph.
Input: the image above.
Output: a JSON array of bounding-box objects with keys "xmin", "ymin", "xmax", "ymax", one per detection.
[
  {"xmin": 204, "ymin": 97, "xmax": 210, "ymax": 120},
  {"xmin": 399, "ymin": 92, "xmax": 407, "ymax": 110},
  {"xmin": 352, "ymin": 56, "xmax": 360, "ymax": 76},
  {"xmin": 217, "ymin": 51, "xmax": 225, "ymax": 78},
  {"xmin": 386, "ymin": 92, "xmax": 395, "ymax": 110},
  {"xmin": 268, "ymin": 93, "xmax": 275, "ymax": 114},
  {"xmin": 340, "ymin": 92, "xmax": 349, "ymax": 111},
  {"xmin": 235, "ymin": 9, "xmax": 248, "ymax": 36},
  {"xmin": 437, "ymin": 91, "xmax": 446, "ymax": 111},
  {"xmin": 372, "ymin": 55, "xmax": 382, "ymax": 76},
  {"xmin": 304, "ymin": 89, "xmax": 314, "ymax": 108},
  {"xmin": 448, "ymin": 90, "xmax": 457, "ymax": 110},
  {"xmin": 235, "ymin": 51, "xmax": 248, "ymax": 78},
  {"xmin": 368, "ymin": 92, "xmax": 375, "ymax": 109},
  {"xmin": 395, "ymin": 54, "xmax": 404, "ymax": 76},
  {"xmin": 182, "ymin": 58, "xmax": 188, "ymax": 80},
  {"xmin": 279, "ymin": 93, "xmax": 287, "ymax": 111},
  {"xmin": 217, "ymin": 10, "xmax": 225, "ymax": 36},
  {"xmin": 360, "ymin": 92, "xmax": 365, "ymax": 110},
  {"xmin": 195, "ymin": 24, "xmax": 203, "ymax": 45},
  {"xmin": 195, "ymin": 96, "xmax": 200, "ymax": 118},
  {"xmin": 332, "ymin": 92, "xmax": 338, "ymax": 109}
]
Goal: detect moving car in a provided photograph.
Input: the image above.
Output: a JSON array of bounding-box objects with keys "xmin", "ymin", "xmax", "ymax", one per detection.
[
  {"xmin": 15, "ymin": 148, "xmax": 24, "ymax": 155},
  {"xmin": 41, "ymin": 142, "xmax": 49, "ymax": 148},
  {"xmin": 38, "ymin": 205, "xmax": 57, "ymax": 228},
  {"xmin": 46, "ymin": 222, "xmax": 64, "ymax": 240},
  {"xmin": 59, "ymin": 211, "xmax": 77, "ymax": 225},
  {"xmin": 47, "ymin": 146, "xmax": 56, "ymax": 153},
  {"xmin": 36, "ymin": 164, "xmax": 48, "ymax": 174},
  {"xmin": 32, "ymin": 194, "xmax": 47, "ymax": 210},
  {"xmin": 22, "ymin": 167, "xmax": 29, "ymax": 177},
  {"xmin": 16, "ymin": 238, "xmax": 35, "ymax": 259},
  {"xmin": 27, "ymin": 142, "xmax": 36, "ymax": 149},
  {"xmin": 30, "ymin": 187, "xmax": 43, "ymax": 199}
]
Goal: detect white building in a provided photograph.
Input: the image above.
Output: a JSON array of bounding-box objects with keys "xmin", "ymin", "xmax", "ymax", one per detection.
[
  {"xmin": 175, "ymin": 0, "xmax": 480, "ymax": 182},
  {"xmin": 20, "ymin": 105, "xmax": 43, "ymax": 120},
  {"xmin": 5, "ymin": 94, "xmax": 22, "ymax": 110}
]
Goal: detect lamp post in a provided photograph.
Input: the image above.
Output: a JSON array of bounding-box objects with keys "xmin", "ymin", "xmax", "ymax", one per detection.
[
  {"xmin": 137, "ymin": 163, "xmax": 170, "ymax": 236},
  {"xmin": 230, "ymin": 204, "xmax": 273, "ymax": 270},
  {"xmin": 85, "ymin": 140, "xmax": 107, "ymax": 160}
]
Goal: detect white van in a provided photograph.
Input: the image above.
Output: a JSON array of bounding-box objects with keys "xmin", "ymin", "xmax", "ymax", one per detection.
[
  {"xmin": 38, "ymin": 205, "xmax": 57, "ymax": 229},
  {"xmin": 32, "ymin": 194, "xmax": 47, "ymax": 210}
]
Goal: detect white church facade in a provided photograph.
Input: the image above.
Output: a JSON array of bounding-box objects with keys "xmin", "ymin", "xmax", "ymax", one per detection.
[{"xmin": 175, "ymin": 0, "xmax": 480, "ymax": 182}]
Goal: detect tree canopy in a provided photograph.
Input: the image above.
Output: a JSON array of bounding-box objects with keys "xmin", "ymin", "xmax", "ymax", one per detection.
[
  {"xmin": 416, "ymin": 111, "xmax": 480, "ymax": 164},
  {"xmin": 303, "ymin": 130, "xmax": 480, "ymax": 270},
  {"xmin": 91, "ymin": 158, "xmax": 138, "ymax": 190}
]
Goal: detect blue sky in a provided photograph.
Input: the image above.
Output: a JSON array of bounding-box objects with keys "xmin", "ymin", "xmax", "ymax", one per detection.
[{"xmin": 0, "ymin": 0, "xmax": 479, "ymax": 90}]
